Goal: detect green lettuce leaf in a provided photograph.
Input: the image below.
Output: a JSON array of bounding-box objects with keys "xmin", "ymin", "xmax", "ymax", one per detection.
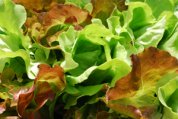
[
  {"xmin": 63, "ymin": 84, "xmax": 103, "ymax": 108},
  {"xmin": 67, "ymin": 59, "xmax": 131, "ymax": 86},
  {"xmin": 135, "ymin": 17, "xmax": 166, "ymax": 49},
  {"xmin": 0, "ymin": 0, "xmax": 30, "ymax": 51},
  {"xmin": 123, "ymin": 2, "xmax": 155, "ymax": 30},
  {"xmin": 0, "ymin": 0, "xmax": 32, "ymax": 78},
  {"xmin": 58, "ymin": 26, "xmax": 79, "ymax": 71},
  {"xmin": 0, "ymin": 0, "xmax": 26, "ymax": 34},
  {"xmin": 160, "ymin": 25, "xmax": 178, "ymax": 59},
  {"xmin": 30, "ymin": 43, "xmax": 50, "ymax": 62},
  {"xmin": 146, "ymin": 0, "xmax": 175, "ymax": 18},
  {"xmin": 0, "ymin": 49, "xmax": 30, "ymax": 76},
  {"xmin": 158, "ymin": 12, "xmax": 178, "ymax": 58},
  {"xmin": 68, "ymin": 23, "xmax": 113, "ymax": 76},
  {"xmin": 158, "ymin": 75, "xmax": 178, "ymax": 119}
]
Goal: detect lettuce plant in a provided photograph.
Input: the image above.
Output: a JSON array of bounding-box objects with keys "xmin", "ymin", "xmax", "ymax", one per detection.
[{"xmin": 0, "ymin": 0, "xmax": 177, "ymax": 118}]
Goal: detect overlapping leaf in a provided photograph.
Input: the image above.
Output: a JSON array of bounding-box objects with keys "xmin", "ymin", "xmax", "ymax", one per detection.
[
  {"xmin": 13, "ymin": 0, "xmax": 58, "ymax": 11},
  {"xmin": 0, "ymin": 0, "xmax": 178, "ymax": 118},
  {"xmin": 91, "ymin": 0, "xmax": 127, "ymax": 25},
  {"xmin": 0, "ymin": 0, "xmax": 30, "ymax": 51},
  {"xmin": 65, "ymin": 0, "xmax": 92, "ymax": 12},
  {"xmin": 38, "ymin": 4, "xmax": 91, "ymax": 27},
  {"xmin": 158, "ymin": 75, "xmax": 178, "ymax": 119},
  {"xmin": 160, "ymin": 24, "xmax": 178, "ymax": 59},
  {"xmin": 24, "ymin": 3, "xmax": 92, "ymax": 47},
  {"xmin": 0, "ymin": 0, "xmax": 26, "ymax": 34},
  {"xmin": 0, "ymin": 67, "xmax": 32, "ymax": 117},
  {"xmin": 106, "ymin": 47, "xmax": 178, "ymax": 119},
  {"xmin": 17, "ymin": 64, "xmax": 65, "ymax": 118},
  {"xmin": 146, "ymin": 0, "xmax": 175, "ymax": 18}
]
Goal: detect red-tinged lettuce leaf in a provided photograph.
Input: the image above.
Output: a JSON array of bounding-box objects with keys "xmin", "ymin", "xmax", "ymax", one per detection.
[
  {"xmin": 0, "ymin": 67, "xmax": 32, "ymax": 116},
  {"xmin": 17, "ymin": 64, "xmax": 66, "ymax": 118},
  {"xmin": 38, "ymin": 4, "xmax": 91, "ymax": 27},
  {"xmin": 13, "ymin": 0, "xmax": 58, "ymax": 11},
  {"xmin": 0, "ymin": 103, "xmax": 6, "ymax": 114},
  {"xmin": 106, "ymin": 47, "xmax": 178, "ymax": 119},
  {"xmin": 0, "ymin": 99, "xmax": 10, "ymax": 115},
  {"xmin": 35, "ymin": 64, "xmax": 65, "ymax": 87},
  {"xmin": 0, "ymin": 87, "xmax": 31, "ymax": 116},
  {"xmin": 25, "ymin": 4, "xmax": 91, "ymax": 46},
  {"xmin": 17, "ymin": 86, "xmax": 35, "ymax": 117},
  {"xmin": 0, "ymin": 86, "xmax": 30, "ymax": 116},
  {"xmin": 65, "ymin": 0, "xmax": 92, "ymax": 11},
  {"xmin": 34, "ymin": 82, "xmax": 55, "ymax": 109}
]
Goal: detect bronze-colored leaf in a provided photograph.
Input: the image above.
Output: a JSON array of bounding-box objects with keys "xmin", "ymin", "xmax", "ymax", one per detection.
[
  {"xmin": 17, "ymin": 64, "xmax": 65, "ymax": 118},
  {"xmin": 34, "ymin": 82, "xmax": 55, "ymax": 111},
  {"xmin": 10, "ymin": 87, "xmax": 29, "ymax": 108},
  {"xmin": 38, "ymin": 4, "xmax": 91, "ymax": 27},
  {"xmin": 107, "ymin": 55, "xmax": 141, "ymax": 100},
  {"xmin": 35, "ymin": 64, "xmax": 65, "ymax": 91},
  {"xmin": 108, "ymin": 103, "xmax": 143, "ymax": 119},
  {"xmin": 17, "ymin": 86, "xmax": 35, "ymax": 117},
  {"xmin": 13, "ymin": 0, "xmax": 58, "ymax": 11},
  {"xmin": 0, "ymin": 68, "xmax": 32, "ymax": 115},
  {"xmin": 25, "ymin": 4, "xmax": 91, "ymax": 46},
  {"xmin": 106, "ymin": 47, "xmax": 178, "ymax": 119}
]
